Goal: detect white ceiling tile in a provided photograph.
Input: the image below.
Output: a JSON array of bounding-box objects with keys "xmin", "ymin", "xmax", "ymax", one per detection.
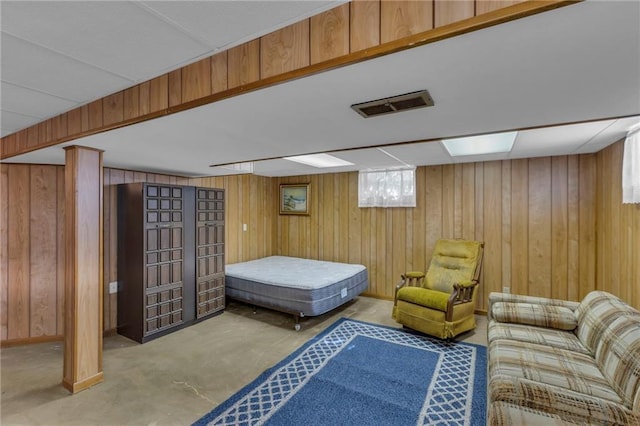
[
  {"xmin": 1, "ymin": 82, "xmax": 78, "ymax": 120},
  {"xmin": 141, "ymin": 1, "xmax": 341, "ymax": 50},
  {"xmin": 510, "ymin": 121, "xmax": 615, "ymax": 158},
  {"xmin": 1, "ymin": 1, "xmax": 210, "ymax": 81},
  {"xmin": 383, "ymin": 142, "xmax": 453, "ymax": 166},
  {"xmin": 0, "ymin": 110, "xmax": 42, "ymax": 134},
  {"xmin": 1, "ymin": 34, "xmax": 133, "ymax": 102},
  {"xmin": 574, "ymin": 116, "xmax": 640, "ymax": 154}
]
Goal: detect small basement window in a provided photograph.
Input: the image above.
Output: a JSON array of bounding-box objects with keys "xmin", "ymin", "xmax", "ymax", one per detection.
[{"xmin": 358, "ymin": 167, "xmax": 416, "ymax": 208}]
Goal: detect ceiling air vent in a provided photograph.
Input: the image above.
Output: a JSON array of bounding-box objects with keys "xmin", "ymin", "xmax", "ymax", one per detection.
[{"xmin": 351, "ymin": 90, "xmax": 434, "ymax": 118}]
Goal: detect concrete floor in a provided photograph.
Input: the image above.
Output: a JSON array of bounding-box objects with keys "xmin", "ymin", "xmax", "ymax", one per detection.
[{"xmin": 1, "ymin": 297, "xmax": 487, "ymax": 425}]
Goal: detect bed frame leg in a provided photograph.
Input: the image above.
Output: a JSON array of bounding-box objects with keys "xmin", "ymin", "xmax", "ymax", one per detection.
[
  {"xmin": 252, "ymin": 305, "xmax": 257, "ymax": 315},
  {"xmin": 293, "ymin": 315, "xmax": 301, "ymax": 331}
]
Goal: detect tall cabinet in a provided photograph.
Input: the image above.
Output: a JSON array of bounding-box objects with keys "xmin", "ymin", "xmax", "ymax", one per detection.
[{"xmin": 117, "ymin": 183, "xmax": 224, "ymax": 343}]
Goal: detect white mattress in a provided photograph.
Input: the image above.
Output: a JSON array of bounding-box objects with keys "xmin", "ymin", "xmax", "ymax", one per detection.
[
  {"xmin": 225, "ymin": 256, "xmax": 366, "ymax": 290},
  {"xmin": 225, "ymin": 256, "xmax": 369, "ymax": 318}
]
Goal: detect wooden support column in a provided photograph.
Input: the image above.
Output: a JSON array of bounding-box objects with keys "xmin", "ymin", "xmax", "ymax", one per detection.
[{"xmin": 62, "ymin": 145, "xmax": 104, "ymax": 393}]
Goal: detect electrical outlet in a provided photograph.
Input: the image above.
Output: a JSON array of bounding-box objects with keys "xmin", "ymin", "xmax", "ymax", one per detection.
[
  {"xmin": 243, "ymin": 223, "xmax": 247, "ymax": 232},
  {"xmin": 109, "ymin": 281, "xmax": 118, "ymax": 294},
  {"xmin": 502, "ymin": 286, "xmax": 510, "ymax": 294}
]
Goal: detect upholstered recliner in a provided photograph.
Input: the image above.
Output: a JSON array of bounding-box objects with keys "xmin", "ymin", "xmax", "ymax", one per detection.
[{"xmin": 392, "ymin": 239, "xmax": 484, "ymax": 339}]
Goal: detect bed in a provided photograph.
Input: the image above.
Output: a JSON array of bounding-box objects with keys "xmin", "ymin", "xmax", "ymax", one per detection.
[{"xmin": 225, "ymin": 256, "xmax": 369, "ymax": 330}]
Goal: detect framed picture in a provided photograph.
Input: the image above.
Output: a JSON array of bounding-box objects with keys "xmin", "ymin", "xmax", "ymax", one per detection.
[{"xmin": 279, "ymin": 183, "xmax": 310, "ymax": 215}]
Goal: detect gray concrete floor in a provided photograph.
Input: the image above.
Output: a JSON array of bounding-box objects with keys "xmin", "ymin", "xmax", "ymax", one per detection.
[{"xmin": 1, "ymin": 297, "xmax": 487, "ymax": 425}]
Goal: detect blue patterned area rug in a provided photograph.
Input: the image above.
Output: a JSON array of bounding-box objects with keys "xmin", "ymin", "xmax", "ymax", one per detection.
[{"xmin": 193, "ymin": 318, "xmax": 486, "ymax": 426}]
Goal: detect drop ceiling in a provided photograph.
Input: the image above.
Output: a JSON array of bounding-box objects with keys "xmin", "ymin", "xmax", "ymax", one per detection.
[{"xmin": 2, "ymin": 1, "xmax": 640, "ymax": 177}]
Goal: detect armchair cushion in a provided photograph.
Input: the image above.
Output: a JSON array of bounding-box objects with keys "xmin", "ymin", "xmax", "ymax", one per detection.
[
  {"xmin": 492, "ymin": 302, "xmax": 578, "ymax": 331},
  {"xmin": 396, "ymin": 287, "xmax": 450, "ymax": 312},
  {"xmin": 425, "ymin": 239, "xmax": 482, "ymax": 293}
]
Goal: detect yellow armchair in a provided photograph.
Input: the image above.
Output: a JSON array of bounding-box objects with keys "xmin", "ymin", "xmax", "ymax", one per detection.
[{"xmin": 392, "ymin": 239, "xmax": 484, "ymax": 339}]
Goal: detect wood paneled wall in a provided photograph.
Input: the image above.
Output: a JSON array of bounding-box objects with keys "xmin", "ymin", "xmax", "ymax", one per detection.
[
  {"xmin": 0, "ymin": 165, "xmax": 276, "ymax": 342},
  {"xmin": 276, "ymin": 154, "xmax": 605, "ymax": 312},
  {"xmin": 1, "ymin": 164, "xmax": 65, "ymax": 343},
  {"xmin": 3, "ymin": 138, "xmax": 639, "ymax": 343},
  {"xmin": 595, "ymin": 141, "xmax": 640, "ymax": 309},
  {"xmin": 0, "ymin": 0, "xmax": 545, "ymax": 159}
]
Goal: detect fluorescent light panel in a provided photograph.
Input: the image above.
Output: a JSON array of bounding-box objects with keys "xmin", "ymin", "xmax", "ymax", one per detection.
[
  {"xmin": 283, "ymin": 153, "xmax": 354, "ymax": 168},
  {"xmin": 442, "ymin": 131, "xmax": 517, "ymax": 156}
]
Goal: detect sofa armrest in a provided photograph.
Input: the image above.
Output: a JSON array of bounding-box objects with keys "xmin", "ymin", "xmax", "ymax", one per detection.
[
  {"xmin": 489, "ymin": 374, "xmax": 640, "ymax": 425},
  {"xmin": 488, "ymin": 292, "xmax": 580, "ymax": 322}
]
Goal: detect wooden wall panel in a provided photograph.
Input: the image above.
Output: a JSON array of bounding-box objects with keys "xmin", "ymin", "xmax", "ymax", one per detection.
[
  {"xmin": 311, "ymin": 4, "xmax": 350, "ymax": 64},
  {"xmin": 103, "ymin": 92, "xmax": 124, "ymax": 127},
  {"xmin": 56, "ymin": 167, "xmax": 65, "ymax": 335},
  {"xmin": 274, "ymin": 152, "xmax": 625, "ymax": 311},
  {"xmin": 123, "ymin": 86, "xmax": 140, "ymax": 121},
  {"xmin": 168, "ymin": 69, "xmax": 182, "ymax": 107},
  {"xmin": 0, "ymin": 165, "xmax": 8, "ymax": 339},
  {"xmin": 7, "ymin": 165, "xmax": 30, "ymax": 340},
  {"xmin": 4, "ymin": 138, "xmax": 639, "ymax": 344},
  {"xmin": 476, "ymin": 0, "xmax": 525, "ymax": 15},
  {"xmin": 595, "ymin": 141, "xmax": 639, "ymax": 309},
  {"xmin": 381, "ymin": 0, "xmax": 433, "ymax": 43},
  {"xmin": 435, "ymin": 0, "xmax": 474, "ymax": 27},
  {"xmin": 350, "ymin": 0, "xmax": 380, "ymax": 52},
  {"xmin": 211, "ymin": 52, "xmax": 228, "ymax": 94},
  {"xmin": 260, "ymin": 21, "xmax": 310, "ymax": 79},
  {"xmin": 182, "ymin": 58, "xmax": 212, "ymax": 103},
  {"xmin": 228, "ymin": 40, "xmax": 260, "ymax": 89},
  {"xmin": 551, "ymin": 156, "xmax": 568, "ymax": 300},
  {"xmin": 29, "ymin": 166, "xmax": 58, "ymax": 337}
]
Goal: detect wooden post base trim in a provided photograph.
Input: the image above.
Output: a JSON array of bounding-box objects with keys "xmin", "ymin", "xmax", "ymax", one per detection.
[
  {"xmin": 0, "ymin": 335, "xmax": 63, "ymax": 348},
  {"xmin": 62, "ymin": 371, "xmax": 104, "ymax": 393}
]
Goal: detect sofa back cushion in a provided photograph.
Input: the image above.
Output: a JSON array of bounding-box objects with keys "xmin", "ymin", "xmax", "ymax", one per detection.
[
  {"xmin": 595, "ymin": 315, "xmax": 640, "ymax": 410},
  {"xmin": 575, "ymin": 291, "xmax": 638, "ymax": 354}
]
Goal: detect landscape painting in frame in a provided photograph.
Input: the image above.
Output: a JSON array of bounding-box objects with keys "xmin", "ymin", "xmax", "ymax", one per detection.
[{"xmin": 280, "ymin": 183, "xmax": 310, "ymax": 215}]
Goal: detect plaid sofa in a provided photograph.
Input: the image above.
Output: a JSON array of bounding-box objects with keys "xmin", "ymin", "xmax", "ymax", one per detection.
[{"xmin": 487, "ymin": 291, "xmax": 640, "ymax": 425}]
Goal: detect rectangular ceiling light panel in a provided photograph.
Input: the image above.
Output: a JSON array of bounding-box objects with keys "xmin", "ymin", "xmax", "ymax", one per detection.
[
  {"xmin": 442, "ymin": 131, "xmax": 517, "ymax": 156},
  {"xmin": 283, "ymin": 153, "xmax": 354, "ymax": 168}
]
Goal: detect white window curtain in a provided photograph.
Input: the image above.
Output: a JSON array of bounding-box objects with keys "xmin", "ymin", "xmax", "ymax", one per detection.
[
  {"xmin": 622, "ymin": 126, "xmax": 640, "ymax": 204},
  {"xmin": 358, "ymin": 167, "xmax": 416, "ymax": 208}
]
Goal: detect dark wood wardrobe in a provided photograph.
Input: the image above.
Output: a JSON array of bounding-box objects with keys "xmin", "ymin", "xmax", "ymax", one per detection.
[{"xmin": 117, "ymin": 183, "xmax": 225, "ymax": 343}]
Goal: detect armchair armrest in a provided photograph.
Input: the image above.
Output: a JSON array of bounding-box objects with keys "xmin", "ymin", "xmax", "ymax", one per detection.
[
  {"xmin": 395, "ymin": 271, "xmax": 426, "ymax": 306},
  {"xmin": 446, "ymin": 279, "xmax": 478, "ymax": 322}
]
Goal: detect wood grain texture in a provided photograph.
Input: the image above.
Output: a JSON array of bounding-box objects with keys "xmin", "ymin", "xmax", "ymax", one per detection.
[
  {"xmin": 149, "ymin": 74, "xmax": 169, "ymax": 113},
  {"xmin": 56, "ymin": 167, "xmax": 65, "ymax": 336},
  {"xmin": 528, "ymin": 157, "xmax": 552, "ymax": 298},
  {"xmin": 228, "ymin": 40, "xmax": 260, "ymax": 89},
  {"xmin": 476, "ymin": 0, "xmax": 526, "ymax": 15},
  {"xmin": 168, "ymin": 69, "xmax": 182, "ymax": 108},
  {"xmin": 87, "ymin": 100, "xmax": 103, "ymax": 131},
  {"xmin": 260, "ymin": 21, "xmax": 310, "ymax": 79},
  {"xmin": 311, "ymin": 4, "xmax": 350, "ymax": 64},
  {"xmin": 63, "ymin": 146, "xmax": 103, "ymax": 391},
  {"xmin": 435, "ymin": 0, "xmax": 474, "ymax": 27},
  {"xmin": 123, "ymin": 86, "xmax": 140, "ymax": 121},
  {"xmin": 29, "ymin": 166, "xmax": 58, "ymax": 337},
  {"xmin": 4, "ymin": 139, "xmax": 639, "ymax": 344},
  {"xmin": 595, "ymin": 141, "xmax": 638, "ymax": 309},
  {"xmin": 0, "ymin": 165, "xmax": 8, "ymax": 339},
  {"xmin": 381, "ymin": 0, "xmax": 433, "ymax": 43},
  {"xmin": 182, "ymin": 58, "xmax": 212, "ymax": 103},
  {"xmin": 274, "ymin": 154, "xmax": 609, "ymax": 309},
  {"xmin": 350, "ymin": 0, "xmax": 380, "ymax": 52},
  {"xmin": 103, "ymin": 92, "xmax": 124, "ymax": 127},
  {"xmin": 211, "ymin": 51, "xmax": 228, "ymax": 94},
  {"xmin": 67, "ymin": 107, "xmax": 83, "ymax": 136},
  {"xmin": 7, "ymin": 165, "xmax": 30, "ymax": 340}
]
